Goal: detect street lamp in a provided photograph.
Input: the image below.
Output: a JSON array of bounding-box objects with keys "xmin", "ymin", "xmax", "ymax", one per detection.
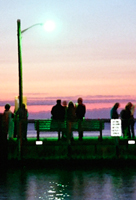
[
  {"xmin": 17, "ymin": 19, "xmax": 43, "ymax": 109},
  {"xmin": 17, "ymin": 19, "xmax": 45, "ymax": 160},
  {"xmin": 17, "ymin": 19, "xmax": 23, "ymax": 109},
  {"xmin": 17, "ymin": 19, "xmax": 56, "ymax": 159},
  {"xmin": 17, "ymin": 19, "xmax": 56, "ymax": 109}
]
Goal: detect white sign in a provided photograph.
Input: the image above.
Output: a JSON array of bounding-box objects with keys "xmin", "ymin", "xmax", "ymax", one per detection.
[
  {"xmin": 128, "ymin": 140, "xmax": 135, "ymax": 144},
  {"xmin": 36, "ymin": 141, "xmax": 43, "ymax": 145},
  {"xmin": 111, "ymin": 119, "xmax": 122, "ymax": 137}
]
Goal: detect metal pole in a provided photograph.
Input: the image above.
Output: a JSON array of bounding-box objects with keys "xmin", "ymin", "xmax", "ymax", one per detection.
[
  {"xmin": 16, "ymin": 20, "xmax": 43, "ymax": 160},
  {"xmin": 17, "ymin": 19, "xmax": 23, "ymax": 160},
  {"xmin": 17, "ymin": 19, "xmax": 23, "ymax": 109},
  {"xmin": 17, "ymin": 20, "xmax": 42, "ymax": 107}
]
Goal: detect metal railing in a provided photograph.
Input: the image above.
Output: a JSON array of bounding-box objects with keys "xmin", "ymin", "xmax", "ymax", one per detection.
[{"xmin": 27, "ymin": 119, "xmax": 111, "ymax": 140}]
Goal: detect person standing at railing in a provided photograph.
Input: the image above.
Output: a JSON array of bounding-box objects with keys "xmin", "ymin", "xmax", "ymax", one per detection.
[
  {"xmin": 127, "ymin": 102, "xmax": 135, "ymax": 138},
  {"xmin": 120, "ymin": 104, "xmax": 131, "ymax": 138},
  {"xmin": 51, "ymin": 99, "xmax": 65, "ymax": 121},
  {"xmin": 110, "ymin": 103, "xmax": 120, "ymax": 154},
  {"xmin": 16, "ymin": 104, "xmax": 28, "ymax": 141},
  {"xmin": 66, "ymin": 101, "xmax": 76, "ymax": 144},
  {"xmin": 62, "ymin": 100, "xmax": 68, "ymax": 140},
  {"xmin": 75, "ymin": 98, "xmax": 86, "ymax": 141},
  {"xmin": 3, "ymin": 104, "xmax": 14, "ymax": 140},
  {"xmin": 110, "ymin": 103, "xmax": 120, "ymax": 119},
  {"xmin": 51, "ymin": 99, "xmax": 65, "ymax": 140}
]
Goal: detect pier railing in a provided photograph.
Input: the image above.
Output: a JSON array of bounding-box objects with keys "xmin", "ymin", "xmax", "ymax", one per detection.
[{"xmin": 27, "ymin": 119, "xmax": 111, "ymax": 140}]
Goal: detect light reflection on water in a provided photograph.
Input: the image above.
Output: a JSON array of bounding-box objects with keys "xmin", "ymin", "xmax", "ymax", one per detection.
[{"xmin": 0, "ymin": 165, "xmax": 136, "ymax": 200}]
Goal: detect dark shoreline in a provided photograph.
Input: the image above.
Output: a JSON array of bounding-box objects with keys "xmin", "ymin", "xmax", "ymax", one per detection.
[{"xmin": 1, "ymin": 137, "xmax": 136, "ymax": 169}]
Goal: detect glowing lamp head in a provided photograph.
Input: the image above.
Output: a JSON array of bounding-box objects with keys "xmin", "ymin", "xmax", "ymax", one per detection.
[{"xmin": 43, "ymin": 20, "xmax": 56, "ymax": 32}]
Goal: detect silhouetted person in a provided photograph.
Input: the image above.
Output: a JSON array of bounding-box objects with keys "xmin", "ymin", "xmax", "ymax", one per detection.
[
  {"xmin": 3, "ymin": 104, "xmax": 14, "ymax": 139},
  {"xmin": 66, "ymin": 101, "xmax": 76, "ymax": 144},
  {"xmin": 62, "ymin": 100, "xmax": 68, "ymax": 140},
  {"xmin": 51, "ymin": 100, "xmax": 65, "ymax": 140},
  {"xmin": 16, "ymin": 104, "xmax": 28, "ymax": 140},
  {"xmin": 0, "ymin": 113, "xmax": 7, "ymax": 166},
  {"xmin": 110, "ymin": 103, "xmax": 120, "ymax": 119},
  {"xmin": 120, "ymin": 105, "xmax": 131, "ymax": 138},
  {"xmin": 127, "ymin": 102, "xmax": 135, "ymax": 138},
  {"xmin": 62, "ymin": 100, "xmax": 68, "ymax": 120},
  {"xmin": 75, "ymin": 98, "xmax": 86, "ymax": 141},
  {"xmin": 110, "ymin": 103, "xmax": 120, "ymax": 155},
  {"xmin": 51, "ymin": 99, "xmax": 65, "ymax": 121},
  {"xmin": 13, "ymin": 109, "xmax": 18, "ymax": 138}
]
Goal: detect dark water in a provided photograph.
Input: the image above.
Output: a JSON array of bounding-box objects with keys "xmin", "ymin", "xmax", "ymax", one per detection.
[{"xmin": 0, "ymin": 165, "xmax": 136, "ymax": 200}]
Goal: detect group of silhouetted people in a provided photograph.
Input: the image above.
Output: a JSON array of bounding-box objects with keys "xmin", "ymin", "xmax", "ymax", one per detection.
[
  {"xmin": 110, "ymin": 102, "xmax": 135, "ymax": 138},
  {"xmin": 3, "ymin": 98, "xmax": 135, "ymax": 142},
  {"xmin": 2, "ymin": 103, "xmax": 28, "ymax": 141},
  {"xmin": 51, "ymin": 98, "xmax": 86, "ymax": 143}
]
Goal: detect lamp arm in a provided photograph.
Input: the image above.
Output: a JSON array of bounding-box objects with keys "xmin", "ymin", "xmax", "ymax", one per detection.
[{"xmin": 21, "ymin": 23, "xmax": 43, "ymax": 34}]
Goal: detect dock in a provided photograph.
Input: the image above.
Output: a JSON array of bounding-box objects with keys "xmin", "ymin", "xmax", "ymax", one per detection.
[
  {"xmin": 6, "ymin": 137, "xmax": 136, "ymax": 162},
  {"xmin": 1, "ymin": 118, "xmax": 136, "ymax": 167}
]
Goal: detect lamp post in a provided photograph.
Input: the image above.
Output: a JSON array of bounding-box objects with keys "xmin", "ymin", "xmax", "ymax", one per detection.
[
  {"xmin": 17, "ymin": 19, "xmax": 43, "ymax": 109},
  {"xmin": 17, "ymin": 19, "xmax": 56, "ymax": 160},
  {"xmin": 17, "ymin": 19, "xmax": 23, "ymax": 109},
  {"xmin": 17, "ymin": 19, "xmax": 56, "ymax": 108},
  {"xmin": 17, "ymin": 19, "xmax": 44, "ymax": 160}
]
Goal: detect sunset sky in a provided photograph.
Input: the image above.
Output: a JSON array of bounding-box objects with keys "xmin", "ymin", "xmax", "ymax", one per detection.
[{"xmin": 1, "ymin": 1, "xmax": 136, "ymax": 118}]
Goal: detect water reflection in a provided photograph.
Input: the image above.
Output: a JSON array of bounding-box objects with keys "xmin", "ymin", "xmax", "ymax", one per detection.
[{"xmin": 0, "ymin": 166, "xmax": 136, "ymax": 199}]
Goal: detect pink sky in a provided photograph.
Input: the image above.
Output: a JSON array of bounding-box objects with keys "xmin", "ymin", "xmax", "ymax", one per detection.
[
  {"xmin": 1, "ymin": 1, "xmax": 136, "ymax": 118},
  {"xmin": 0, "ymin": 95, "xmax": 136, "ymax": 119}
]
